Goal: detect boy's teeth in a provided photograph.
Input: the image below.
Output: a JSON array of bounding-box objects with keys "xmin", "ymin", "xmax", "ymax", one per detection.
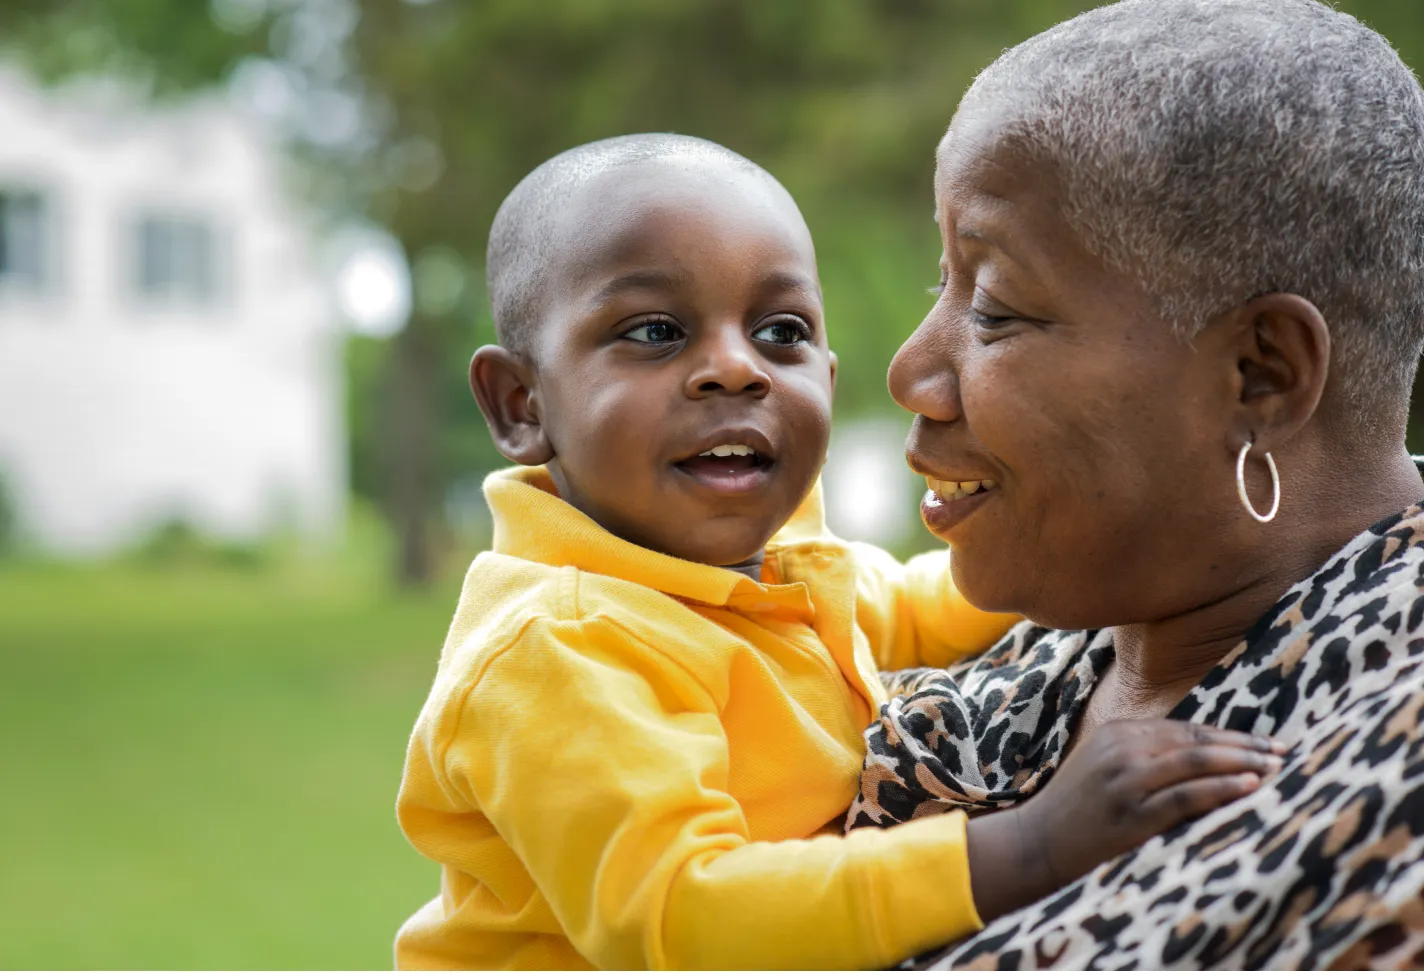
[
  {"xmin": 699, "ymin": 444, "xmax": 755, "ymax": 458},
  {"xmin": 926, "ymin": 477, "xmax": 998, "ymax": 501}
]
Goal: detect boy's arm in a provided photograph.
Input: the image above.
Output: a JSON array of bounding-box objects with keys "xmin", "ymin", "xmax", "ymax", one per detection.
[
  {"xmin": 849, "ymin": 542, "xmax": 1020, "ymax": 672},
  {"xmin": 436, "ymin": 614, "xmax": 981, "ymax": 970}
]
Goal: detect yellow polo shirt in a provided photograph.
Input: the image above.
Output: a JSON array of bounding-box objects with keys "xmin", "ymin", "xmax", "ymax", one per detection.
[{"xmin": 395, "ymin": 466, "xmax": 1017, "ymax": 970}]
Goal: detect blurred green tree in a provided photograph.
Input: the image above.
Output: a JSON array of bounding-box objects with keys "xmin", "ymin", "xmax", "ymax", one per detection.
[{"xmin": 5, "ymin": 0, "xmax": 1424, "ymax": 581}]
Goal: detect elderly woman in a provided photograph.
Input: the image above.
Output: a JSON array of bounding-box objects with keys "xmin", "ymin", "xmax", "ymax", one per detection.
[{"xmin": 852, "ymin": 0, "xmax": 1424, "ymax": 969}]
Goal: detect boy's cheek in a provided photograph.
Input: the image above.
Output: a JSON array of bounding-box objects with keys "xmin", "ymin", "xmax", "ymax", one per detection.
[{"xmin": 781, "ymin": 368, "xmax": 836, "ymax": 419}]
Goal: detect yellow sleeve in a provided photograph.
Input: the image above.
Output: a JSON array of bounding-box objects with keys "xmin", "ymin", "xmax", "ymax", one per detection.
[
  {"xmin": 440, "ymin": 615, "xmax": 982, "ymax": 970},
  {"xmin": 849, "ymin": 542, "xmax": 1020, "ymax": 672}
]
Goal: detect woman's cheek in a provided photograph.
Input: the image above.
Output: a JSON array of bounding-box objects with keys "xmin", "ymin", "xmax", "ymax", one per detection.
[
  {"xmin": 961, "ymin": 340, "xmax": 1055, "ymax": 471},
  {"xmin": 965, "ymin": 340, "xmax": 1111, "ymax": 563}
]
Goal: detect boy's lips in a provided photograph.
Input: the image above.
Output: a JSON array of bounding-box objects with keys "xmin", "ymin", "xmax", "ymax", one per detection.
[{"xmin": 672, "ymin": 427, "xmax": 777, "ymax": 496}]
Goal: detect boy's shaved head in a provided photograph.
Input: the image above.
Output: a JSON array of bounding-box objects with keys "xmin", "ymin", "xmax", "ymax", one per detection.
[
  {"xmin": 471, "ymin": 132, "xmax": 833, "ymax": 569},
  {"xmin": 486, "ymin": 134, "xmax": 782, "ymax": 356}
]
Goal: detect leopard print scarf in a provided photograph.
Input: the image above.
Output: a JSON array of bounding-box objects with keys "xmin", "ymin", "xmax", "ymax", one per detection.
[{"xmin": 850, "ymin": 502, "xmax": 1424, "ymax": 969}]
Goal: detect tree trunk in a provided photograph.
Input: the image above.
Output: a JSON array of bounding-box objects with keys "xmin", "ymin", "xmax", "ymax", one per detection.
[{"xmin": 380, "ymin": 317, "xmax": 439, "ymax": 586}]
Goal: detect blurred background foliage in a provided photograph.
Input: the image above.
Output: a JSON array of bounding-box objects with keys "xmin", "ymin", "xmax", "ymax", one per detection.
[
  {"xmin": 0, "ymin": 0, "xmax": 1157, "ymax": 580},
  {"xmin": 4, "ymin": 0, "xmax": 1424, "ymax": 968},
  {"xmin": 4, "ymin": 0, "xmax": 1420, "ymax": 582}
]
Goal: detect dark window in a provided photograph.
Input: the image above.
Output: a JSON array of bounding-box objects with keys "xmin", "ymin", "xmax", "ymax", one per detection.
[
  {"xmin": 132, "ymin": 213, "xmax": 221, "ymax": 305},
  {"xmin": 0, "ymin": 190, "xmax": 50, "ymax": 293}
]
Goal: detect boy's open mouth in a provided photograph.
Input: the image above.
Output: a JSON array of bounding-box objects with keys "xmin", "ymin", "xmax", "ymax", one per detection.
[{"xmin": 673, "ymin": 442, "xmax": 775, "ymax": 493}]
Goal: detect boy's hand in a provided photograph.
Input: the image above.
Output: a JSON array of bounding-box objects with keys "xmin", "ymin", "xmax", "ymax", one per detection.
[{"xmin": 966, "ymin": 719, "xmax": 1285, "ymax": 922}]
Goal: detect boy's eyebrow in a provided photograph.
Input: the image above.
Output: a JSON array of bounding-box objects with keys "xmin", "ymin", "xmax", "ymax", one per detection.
[
  {"xmin": 589, "ymin": 269, "xmax": 692, "ymax": 305},
  {"xmin": 588, "ymin": 268, "xmax": 822, "ymax": 304},
  {"xmin": 757, "ymin": 270, "xmax": 821, "ymax": 299}
]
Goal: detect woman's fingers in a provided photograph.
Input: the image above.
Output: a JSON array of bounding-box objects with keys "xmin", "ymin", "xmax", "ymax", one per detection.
[
  {"xmin": 1052, "ymin": 719, "xmax": 1291, "ymax": 849},
  {"xmin": 1139, "ymin": 720, "xmax": 1287, "ymax": 757},
  {"xmin": 1137, "ymin": 771, "xmax": 1264, "ymax": 826},
  {"xmin": 1130, "ymin": 744, "xmax": 1283, "ymax": 795}
]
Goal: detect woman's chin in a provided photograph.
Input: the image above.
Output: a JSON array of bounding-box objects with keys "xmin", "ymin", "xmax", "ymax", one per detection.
[
  {"xmin": 945, "ymin": 557, "xmax": 1019, "ymax": 618},
  {"xmin": 950, "ymin": 558, "xmax": 1103, "ymax": 630}
]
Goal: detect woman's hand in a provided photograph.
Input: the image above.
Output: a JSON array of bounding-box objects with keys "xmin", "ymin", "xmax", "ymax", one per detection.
[{"xmin": 965, "ymin": 719, "xmax": 1286, "ymax": 922}]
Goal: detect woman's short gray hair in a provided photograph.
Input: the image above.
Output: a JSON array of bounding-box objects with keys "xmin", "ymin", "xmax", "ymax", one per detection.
[{"xmin": 960, "ymin": 0, "xmax": 1424, "ymax": 422}]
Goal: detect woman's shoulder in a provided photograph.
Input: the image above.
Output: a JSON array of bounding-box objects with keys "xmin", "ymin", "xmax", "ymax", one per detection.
[
  {"xmin": 1247, "ymin": 500, "xmax": 1424, "ymax": 655},
  {"xmin": 1196, "ymin": 499, "xmax": 1424, "ymax": 718}
]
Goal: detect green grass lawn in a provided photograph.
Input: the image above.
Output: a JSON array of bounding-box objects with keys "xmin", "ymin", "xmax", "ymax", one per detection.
[{"xmin": 0, "ymin": 544, "xmax": 462, "ymax": 968}]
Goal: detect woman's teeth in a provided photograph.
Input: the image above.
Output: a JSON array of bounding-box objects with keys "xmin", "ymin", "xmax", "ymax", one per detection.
[
  {"xmin": 927, "ymin": 477, "xmax": 997, "ymax": 501},
  {"xmin": 699, "ymin": 444, "xmax": 756, "ymax": 458}
]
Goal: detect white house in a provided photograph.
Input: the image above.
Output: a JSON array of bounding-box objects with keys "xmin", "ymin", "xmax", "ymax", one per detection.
[{"xmin": 0, "ymin": 67, "xmax": 345, "ymax": 556}]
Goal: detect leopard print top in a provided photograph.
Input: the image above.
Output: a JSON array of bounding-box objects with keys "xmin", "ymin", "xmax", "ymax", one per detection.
[{"xmin": 850, "ymin": 501, "xmax": 1424, "ymax": 969}]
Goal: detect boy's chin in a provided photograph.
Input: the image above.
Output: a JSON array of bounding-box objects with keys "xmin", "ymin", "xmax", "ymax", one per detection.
[
  {"xmin": 652, "ymin": 525, "xmax": 775, "ymax": 572},
  {"xmin": 671, "ymin": 541, "xmax": 768, "ymax": 573}
]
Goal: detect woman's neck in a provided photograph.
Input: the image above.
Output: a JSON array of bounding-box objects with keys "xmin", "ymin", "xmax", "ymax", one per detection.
[{"xmin": 1110, "ymin": 447, "xmax": 1424, "ymax": 709}]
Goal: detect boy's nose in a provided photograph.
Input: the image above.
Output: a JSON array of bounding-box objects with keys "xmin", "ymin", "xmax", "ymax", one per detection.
[
  {"xmin": 888, "ymin": 315, "xmax": 963, "ymax": 423},
  {"xmin": 685, "ymin": 332, "xmax": 771, "ymax": 398}
]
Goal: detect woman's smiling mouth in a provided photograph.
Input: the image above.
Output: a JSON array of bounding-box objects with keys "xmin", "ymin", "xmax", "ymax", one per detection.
[
  {"xmin": 921, "ymin": 476, "xmax": 997, "ymax": 535},
  {"xmin": 926, "ymin": 476, "xmax": 998, "ymax": 502}
]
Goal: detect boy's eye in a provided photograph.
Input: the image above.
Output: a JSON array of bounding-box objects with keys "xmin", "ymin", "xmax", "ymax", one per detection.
[
  {"xmin": 621, "ymin": 319, "xmax": 684, "ymax": 344},
  {"xmin": 751, "ymin": 318, "xmax": 811, "ymax": 345}
]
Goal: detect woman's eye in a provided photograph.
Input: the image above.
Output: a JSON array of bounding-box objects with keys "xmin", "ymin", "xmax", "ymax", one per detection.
[
  {"xmin": 968, "ymin": 289, "xmax": 1021, "ymax": 329},
  {"xmin": 752, "ymin": 319, "xmax": 810, "ymax": 345},
  {"xmin": 969, "ymin": 308, "xmax": 1014, "ymax": 328},
  {"xmin": 622, "ymin": 320, "xmax": 683, "ymax": 344}
]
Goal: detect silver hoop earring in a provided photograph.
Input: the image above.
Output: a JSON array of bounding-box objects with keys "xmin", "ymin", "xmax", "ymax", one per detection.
[{"xmin": 1236, "ymin": 441, "xmax": 1280, "ymax": 523}]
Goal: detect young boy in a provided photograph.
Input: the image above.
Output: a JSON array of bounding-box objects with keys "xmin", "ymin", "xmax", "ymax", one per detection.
[{"xmin": 394, "ymin": 134, "xmax": 1284, "ymax": 970}]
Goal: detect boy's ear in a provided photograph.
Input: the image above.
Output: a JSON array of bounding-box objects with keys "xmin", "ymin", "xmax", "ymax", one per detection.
[
  {"xmin": 1226, "ymin": 293, "xmax": 1330, "ymax": 454},
  {"xmin": 828, "ymin": 349, "xmax": 839, "ymax": 392},
  {"xmin": 469, "ymin": 345, "xmax": 554, "ymax": 466}
]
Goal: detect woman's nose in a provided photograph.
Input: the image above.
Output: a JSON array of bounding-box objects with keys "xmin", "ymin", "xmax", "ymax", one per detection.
[
  {"xmin": 685, "ymin": 329, "xmax": 771, "ymax": 398},
  {"xmin": 888, "ymin": 315, "xmax": 963, "ymax": 423}
]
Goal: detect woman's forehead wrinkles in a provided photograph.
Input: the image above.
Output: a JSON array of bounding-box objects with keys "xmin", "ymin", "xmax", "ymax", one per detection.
[
  {"xmin": 948, "ymin": 193, "xmax": 1037, "ymax": 272},
  {"xmin": 940, "ymin": 119, "xmax": 1026, "ymax": 181},
  {"xmin": 941, "ymin": 147, "xmax": 1091, "ymax": 285}
]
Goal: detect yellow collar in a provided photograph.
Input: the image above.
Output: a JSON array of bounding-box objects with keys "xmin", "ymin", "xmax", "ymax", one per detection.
[{"xmin": 485, "ymin": 465, "xmax": 830, "ymax": 607}]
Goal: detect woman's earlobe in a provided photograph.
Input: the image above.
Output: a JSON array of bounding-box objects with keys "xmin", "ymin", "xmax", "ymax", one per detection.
[{"xmin": 469, "ymin": 345, "xmax": 554, "ymax": 466}]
